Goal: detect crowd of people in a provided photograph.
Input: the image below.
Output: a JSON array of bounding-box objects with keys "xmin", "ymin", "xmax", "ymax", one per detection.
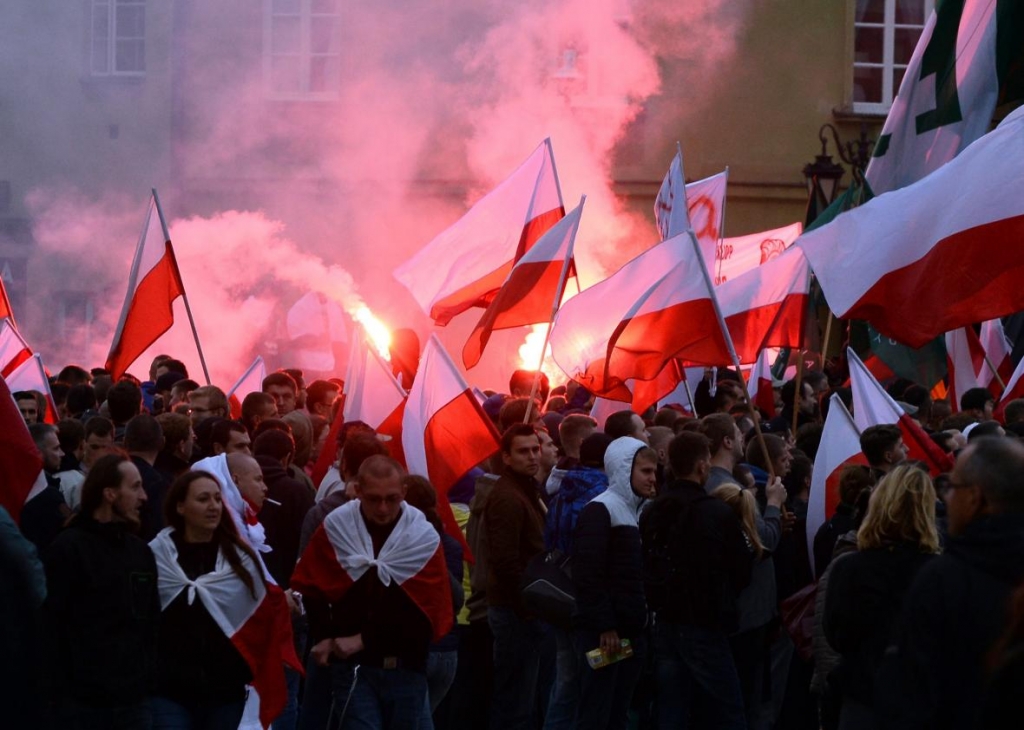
[{"xmin": 3, "ymin": 353, "xmax": 1024, "ymax": 730}]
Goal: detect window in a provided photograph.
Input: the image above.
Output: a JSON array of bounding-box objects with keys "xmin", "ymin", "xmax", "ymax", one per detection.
[
  {"xmin": 853, "ymin": 0, "xmax": 934, "ymax": 114},
  {"xmin": 265, "ymin": 0, "xmax": 342, "ymax": 100},
  {"xmin": 91, "ymin": 0, "xmax": 146, "ymax": 76}
]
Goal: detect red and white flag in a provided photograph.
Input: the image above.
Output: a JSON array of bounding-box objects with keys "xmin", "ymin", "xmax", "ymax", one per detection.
[
  {"xmin": 0, "ymin": 275, "xmax": 15, "ymax": 327},
  {"xmin": 799, "ymin": 107, "xmax": 1024, "ymax": 348},
  {"xmin": 945, "ymin": 327, "xmax": 986, "ymax": 413},
  {"xmin": 227, "ymin": 356, "xmax": 266, "ymax": 419},
  {"xmin": 343, "ymin": 330, "xmax": 407, "ymax": 466},
  {"xmin": 549, "ymin": 233, "xmax": 730, "ymax": 403},
  {"xmin": 979, "ymin": 318, "xmax": 1013, "ymax": 396},
  {"xmin": 394, "ymin": 140, "xmax": 564, "ymax": 325},
  {"xmin": 654, "ymin": 149, "xmax": 689, "ymax": 241},
  {"xmin": 291, "ymin": 499, "xmax": 453, "ymax": 643},
  {"xmin": 403, "ymin": 336, "xmax": 500, "ymax": 553},
  {"xmin": 463, "ymin": 200, "xmax": 581, "ymax": 369},
  {"xmin": 717, "ymin": 247, "xmax": 811, "ymax": 364},
  {"xmin": 105, "ymin": 191, "xmax": 187, "ymax": 379},
  {"xmin": 848, "ymin": 348, "xmax": 952, "ymax": 475},
  {"xmin": 750, "ymin": 350, "xmax": 777, "ymax": 418},
  {"xmin": 805, "ymin": 394, "xmax": 865, "ymax": 578},
  {"xmin": 0, "ymin": 376, "xmax": 47, "ymax": 524},
  {"xmin": 996, "ymin": 355, "xmax": 1024, "ymax": 422},
  {"xmin": 150, "ymin": 529, "xmax": 301, "ymax": 729},
  {"xmin": 0, "ymin": 318, "xmax": 32, "ymax": 379},
  {"xmin": 714, "ymin": 222, "xmax": 802, "ymax": 285},
  {"xmin": 684, "ymin": 170, "xmax": 728, "ymax": 269},
  {"xmin": 6, "ymin": 354, "xmax": 59, "ymax": 424}
]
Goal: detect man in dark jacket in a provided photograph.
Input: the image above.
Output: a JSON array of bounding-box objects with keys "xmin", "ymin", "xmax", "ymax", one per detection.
[
  {"xmin": 875, "ymin": 437, "xmax": 1024, "ymax": 730},
  {"xmin": 21, "ymin": 423, "xmax": 71, "ymax": 551},
  {"xmin": 125, "ymin": 414, "xmax": 170, "ymax": 541},
  {"xmin": 41, "ymin": 453, "xmax": 159, "ymax": 728},
  {"xmin": 483, "ymin": 423, "xmax": 546, "ymax": 730},
  {"xmin": 571, "ymin": 437, "xmax": 655, "ymax": 729},
  {"xmin": 640, "ymin": 431, "xmax": 752, "ymax": 729}
]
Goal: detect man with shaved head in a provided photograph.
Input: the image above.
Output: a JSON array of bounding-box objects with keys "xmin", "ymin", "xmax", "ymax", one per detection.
[{"xmin": 228, "ymin": 452, "xmax": 267, "ymax": 514}]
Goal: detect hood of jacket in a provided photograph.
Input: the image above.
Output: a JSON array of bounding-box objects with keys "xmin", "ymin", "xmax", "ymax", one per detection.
[{"xmin": 594, "ymin": 437, "xmax": 649, "ymax": 526}]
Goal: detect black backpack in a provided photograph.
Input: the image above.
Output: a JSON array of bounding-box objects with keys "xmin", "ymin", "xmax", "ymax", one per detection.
[{"xmin": 521, "ymin": 549, "xmax": 576, "ymax": 628}]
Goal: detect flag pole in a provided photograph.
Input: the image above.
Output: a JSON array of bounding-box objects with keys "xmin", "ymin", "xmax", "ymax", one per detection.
[
  {"xmin": 545, "ymin": 138, "xmax": 566, "ymax": 211},
  {"xmin": 983, "ymin": 351, "xmax": 1007, "ymax": 392},
  {"xmin": 151, "ymin": 188, "xmax": 211, "ymax": 386},
  {"xmin": 792, "ymin": 351, "xmax": 805, "ymax": 436},
  {"xmin": 525, "ymin": 195, "xmax": 585, "ymax": 423},
  {"xmin": 685, "ymin": 226, "xmax": 776, "ymax": 481},
  {"xmin": 715, "ymin": 166, "xmax": 730, "ymax": 284},
  {"xmin": 821, "ymin": 310, "xmax": 834, "ymax": 366}
]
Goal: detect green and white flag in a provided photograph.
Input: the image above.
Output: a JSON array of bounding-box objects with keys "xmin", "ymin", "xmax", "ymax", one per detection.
[{"xmin": 866, "ymin": 0, "xmax": 1023, "ymax": 194}]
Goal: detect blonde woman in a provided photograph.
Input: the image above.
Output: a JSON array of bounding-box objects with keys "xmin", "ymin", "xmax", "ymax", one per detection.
[
  {"xmin": 710, "ymin": 483, "xmax": 769, "ymax": 729},
  {"xmin": 822, "ymin": 464, "xmax": 941, "ymax": 730}
]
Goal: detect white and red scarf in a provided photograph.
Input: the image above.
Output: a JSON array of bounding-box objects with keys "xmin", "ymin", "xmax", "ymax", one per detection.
[
  {"xmin": 291, "ymin": 500, "xmax": 453, "ymax": 641},
  {"xmin": 150, "ymin": 528, "xmax": 302, "ymax": 728}
]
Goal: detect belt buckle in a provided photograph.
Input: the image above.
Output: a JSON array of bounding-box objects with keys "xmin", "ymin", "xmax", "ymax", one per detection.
[{"xmin": 382, "ymin": 656, "xmax": 398, "ymax": 669}]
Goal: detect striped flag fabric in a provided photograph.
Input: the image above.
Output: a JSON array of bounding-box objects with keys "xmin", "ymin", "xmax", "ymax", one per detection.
[
  {"xmin": 0, "ymin": 318, "xmax": 32, "ymax": 379},
  {"xmin": 979, "ymin": 318, "xmax": 1013, "ymax": 395},
  {"xmin": 395, "ymin": 139, "xmax": 564, "ymax": 326},
  {"xmin": 0, "ymin": 376, "xmax": 47, "ymax": 524},
  {"xmin": 995, "ymin": 355, "xmax": 1024, "ymax": 422},
  {"xmin": 945, "ymin": 327, "xmax": 986, "ymax": 413},
  {"xmin": 227, "ymin": 356, "xmax": 266, "ymax": 419},
  {"xmin": 750, "ymin": 350, "xmax": 777, "ymax": 418},
  {"xmin": 714, "ymin": 221, "xmax": 802, "ymax": 285},
  {"xmin": 343, "ymin": 329, "xmax": 407, "ymax": 466}
]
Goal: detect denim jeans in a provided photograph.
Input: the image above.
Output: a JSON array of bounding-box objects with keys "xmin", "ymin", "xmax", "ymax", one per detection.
[
  {"xmin": 543, "ymin": 627, "xmax": 581, "ymax": 730},
  {"xmin": 572, "ymin": 630, "xmax": 646, "ymax": 730},
  {"xmin": 297, "ymin": 654, "xmax": 335, "ymax": 730},
  {"xmin": 654, "ymin": 621, "xmax": 747, "ymax": 730},
  {"xmin": 426, "ymin": 650, "xmax": 458, "ymax": 712},
  {"xmin": 327, "ymin": 661, "xmax": 431, "ymax": 730},
  {"xmin": 150, "ymin": 696, "xmax": 246, "ymax": 730},
  {"xmin": 488, "ymin": 606, "xmax": 546, "ymax": 730}
]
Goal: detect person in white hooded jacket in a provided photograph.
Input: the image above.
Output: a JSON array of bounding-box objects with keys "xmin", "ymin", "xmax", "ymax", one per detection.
[{"xmin": 570, "ymin": 436, "xmax": 656, "ymax": 730}]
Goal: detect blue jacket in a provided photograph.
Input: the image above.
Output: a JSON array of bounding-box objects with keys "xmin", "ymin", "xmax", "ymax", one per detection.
[{"xmin": 544, "ymin": 466, "xmax": 607, "ymax": 554}]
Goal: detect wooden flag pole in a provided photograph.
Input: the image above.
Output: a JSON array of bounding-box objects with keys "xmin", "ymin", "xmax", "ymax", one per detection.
[
  {"xmin": 983, "ymin": 351, "xmax": 1007, "ymax": 393},
  {"xmin": 524, "ymin": 196, "xmax": 585, "ymax": 423},
  {"xmin": 792, "ymin": 352, "xmax": 805, "ymax": 436}
]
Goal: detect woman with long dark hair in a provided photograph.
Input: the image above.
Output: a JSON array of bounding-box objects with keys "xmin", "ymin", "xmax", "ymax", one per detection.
[{"xmin": 149, "ymin": 470, "xmax": 261, "ymax": 729}]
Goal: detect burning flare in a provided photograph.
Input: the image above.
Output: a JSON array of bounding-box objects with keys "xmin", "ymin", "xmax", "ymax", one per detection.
[
  {"xmin": 352, "ymin": 305, "xmax": 392, "ymax": 361},
  {"xmin": 518, "ymin": 324, "xmax": 563, "ymax": 388}
]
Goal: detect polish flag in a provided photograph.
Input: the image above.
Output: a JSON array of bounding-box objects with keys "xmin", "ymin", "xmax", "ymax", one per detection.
[
  {"xmin": 105, "ymin": 191, "xmax": 187, "ymax": 379},
  {"xmin": 0, "ymin": 276, "xmax": 15, "ymax": 326},
  {"xmin": 0, "ymin": 318, "xmax": 32, "ymax": 379},
  {"xmin": 0, "ymin": 376, "xmax": 47, "ymax": 524},
  {"xmin": 403, "ymin": 336, "xmax": 500, "ymax": 555},
  {"xmin": 799, "ymin": 106, "xmax": 1024, "ymax": 348},
  {"xmin": 6, "ymin": 354, "xmax": 59, "ymax": 424},
  {"xmin": 995, "ymin": 355, "xmax": 1024, "ymax": 422},
  {"xmin": 394, "ymin": 139, "xmax": 564, "ymax": 325},
  {"xmin": 549, "ymin": 233, "xmax": 731, "ymax": 403},
  {"xmin": 848, "ymin": 349, "xmax": 953, "ymax": 475},
  {"xmin": 463, "ymin": 200, "xmax": 581, "ymax": 369},
  {"xmin": 291, "ymin": 499, "xmax": 453, "ymax": 645},
  {"xmin": 979, "ymin": 318, "xmax": 1013, "ymax": 396},
  {"xmin": 150, "ymin": 530, "xmax": 302, "ymax": 729},
  {"xmin": 683, "ymin": 170, "xmax": 728, "ymax": 269},
  {"xmin": 945, "ymin": 327, "xmax": 986, "ymax": 413},
  {"xmin": 227, "ymin": 356, "xmax": 266, "ymax": 419},
  {"xmin": 750, "ymin": 350, "xmax": 777, "ymax": 418},
  {"xmin": 654, "ymin": 149, "xmax": 689, "ymax": 241},
  {"xmin": 343, "ymin": 330, "xmax": 408, "ymax": 466},
  {"xmin": 590, "ymin": 397, "xmax": 632, "ymax": 429},
  {"xmin": 717, "ymin": 247, "xmax": 811, "ymax": 364},
  {"xmin": 805, "ymin": 394, "xmax": 866, "ymax": 578},
  {"xmin": 714, "ymin": 222, "xmax": 803, "ymax": 285}
]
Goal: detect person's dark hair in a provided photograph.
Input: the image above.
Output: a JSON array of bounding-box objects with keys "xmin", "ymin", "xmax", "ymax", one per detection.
[
  {"xmin": 779, "ymin": 378, "xmax": 801, "ymax": 411},
  {"xmin": 402, "ymin": 474, "xmax": 444, "ymax": 536},
  {"xmin": 784, "ymin": 451, "xmax": 814, "ymax": 498},
  {"xmin": 252, "ymin": 418, "xmax": 292, "ymax": 441},
  {"xmin": 803, "ymin": 370, "xmax": 827, "ymax": 394},
  {"xmin": 211, "ymin": 419, "xmax": 248, "ymax": 450},
  {"xmin": 579, "ymin": 431, "xmax": 614, "ymax": 468},
  {"xmin": 106, "ymin": 380, "xmax": 142, "ymax": 425},
  {"xmin": 158, "ymin": 359, "xmax": 188, "ymax": 378},
  {"xmin": 968, "ymin": 420, "xmax": 1005, "ymax": 441},
  {"xmin": 498, "ymin": 397, "xmax": 541, "ymax": 432},
  {"xmin": 744, "ymin": 433, "xmax": 789, "ymax": 473},
  {"xmin": 961, "ymin": 386, "xmax": 994, "ymax": 413},
  {"xmin": 930, "ymin": 430, "xmax": 956, "ymax": 453},
  {"xmin": 902, "ymin": 384, "xmax": 932, "ymax": 418},
  {"xmin": 171, "ymin": 378, "xmax": 200, "ymax": 395},
  {"xmin": 282, "ymin": 368, "xmax": 305, "ymax": 391},
  {"xmin": 509, "ymin": 369, "xmax": 549, "ymax": 402},
  {"xmin": 92, "ymin": 375, "xmax": 113, "ymax": 406},
  {"xmin": 56, "ymin": 365, "xmax": 91, "ymax": 386},
  {"xmin": 605, "ymin": 410, "xmax": 640, "ymax": 439},
  {"xmin": 28, "ymin": 423, "xmax": 57, "ymax": 451},
  {"xmin": 673, "ymin": 417, "xmax": 699, "ymax": 434},
  {"xmin": 65, "ymin": 384, "xmax": 97, "ymax": 417},
  {"xmin": 84, "ymin": 415, "xmax": 115, "ymax": 440},
  {"xmin": 309, "ymin": 415, "xmax": 329, "ymax": 451},
  {"xmin": 713, "ymin": 379, "xmax": 745, "ymax": 412},
  {"xmin": 336, "ymin": 420, "xmax": 376, "ymax": 448},
  {"xmin": 340, "ymin": 433, "xmax": 389, "ymax": 479},
  {"xmin": 838, "ymin": 464, "xmax": 875, "ymax": 505},
  {"xmin": 241, "ymin": 392, "xmax": 276, "ymax": 430},
  {"xmin": 1003, "ymin": 398, "xmax": 1024, "ymax": 425},
  {"xmin": 163, "ymin": 470, "xmax": 261, "ymax": 599},
  {"xmin": 500, "ymin": 423, "xmax": 539, "ymax": 455},
  {"xmin": 859, "ymin": 424, "xmax": 903, "ymax": 467},
  {"xmin": 156, "ymin": 413, "xmax": 190, "ymax": 453},
  {"xmin": 559, "ymin": 413, "xmax": 597, "ymax": 450},
  {"xmin": 253, "ymin": 428, "xmax": 295, "ymax": 462},
  {"xmin": 56, "ymin": 418, "xmax": 85, "ymax": 455},
  {"xmin": 958, "ymin": 437, "xmax": 1024, "ymax": 514},
  {"xmin": 795, "ymin": 423, "xmax": 824, "ymax": 462},
  {"xmin": 124, "ymin": 414, "xmax": 164, "ymax": 453},
  {"xmin": 75, "ymin": 452, "xmax": 130, "ymax": 523},
  {"xmin": 699, "ymin": 413, "xmax": 736, "ymax": 455},
  {"xmin": 667, "ymin": 432, "xmax": 711, "ymax": 479},
  {"xmin": 49, "ymin": 384, "xmax": 69, "ymax": 410},
  {"xmin": 262, "ymin": 371, "xmax": 297, "ymax": 395},
  {"xmin": 306, "ymin": 380, "xmax": 339, "ymax": 410},
  {"xmin": 654, "ymin": 407, "xmax": 684, "ymax": 428}
]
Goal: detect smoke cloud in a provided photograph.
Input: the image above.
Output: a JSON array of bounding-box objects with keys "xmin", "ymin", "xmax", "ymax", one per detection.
[{"xmin": 18, "ymin": 0, "xmax": 752, "ymax": 391}]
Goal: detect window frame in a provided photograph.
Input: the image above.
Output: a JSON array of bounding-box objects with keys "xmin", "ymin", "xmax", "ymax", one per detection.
[
  {"xmin": 263, "ymin": 0, "xmax": 342, "ymax": 102},
  {"xmin": 851, "ymin": 0, "xmax": 934, "ymax": 115},
  {"xmin": 90, "ymin": 0, "xmax": 147, "ymax": 77}
]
